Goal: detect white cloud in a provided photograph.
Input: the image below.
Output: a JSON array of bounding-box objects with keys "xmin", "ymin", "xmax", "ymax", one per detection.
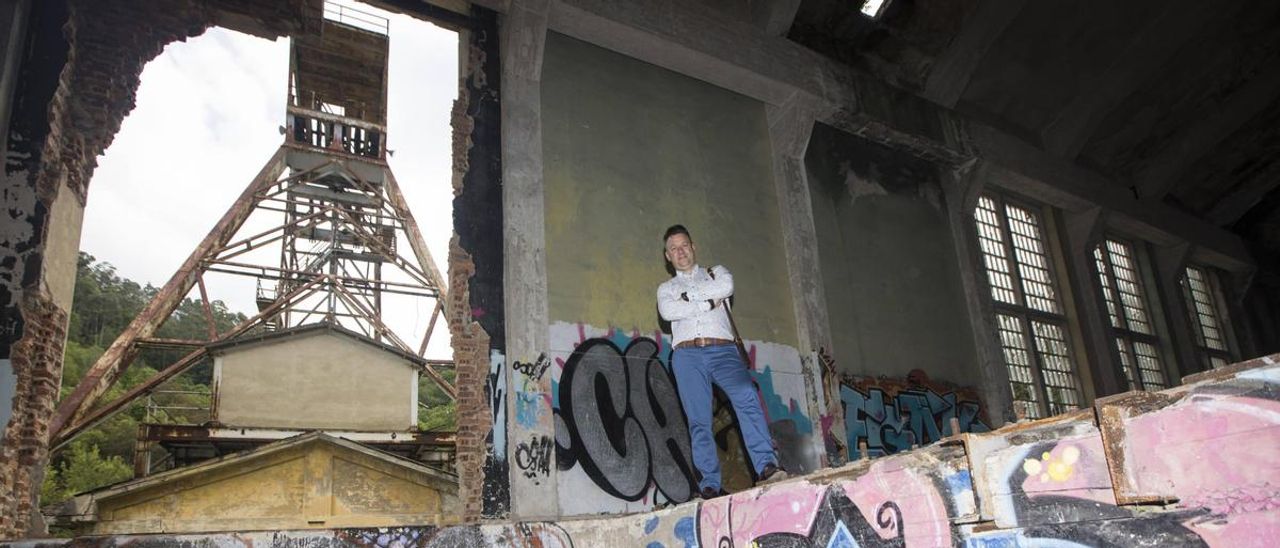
[{"xmin": 80, "ymin": 10, "xmax": 459, "ymax": 359}]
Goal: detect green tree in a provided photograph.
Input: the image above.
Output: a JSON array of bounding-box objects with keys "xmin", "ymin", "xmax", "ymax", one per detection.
[
  {"xmin": 418, "ymin": 369, "xmax": 457, "ymax": 431},
  {"xmin": 41, "ymin": 442, "xmax": 131, "ymax": 505}
]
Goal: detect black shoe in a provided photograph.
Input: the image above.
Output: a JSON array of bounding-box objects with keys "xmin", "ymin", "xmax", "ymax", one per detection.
[
  {"xmin": 758, "ymin": 463, "xmax": 788, "ymax": 485},
  {"xmin": 699, "ymin": 486, "xmax": 727, "ymax": 499}
]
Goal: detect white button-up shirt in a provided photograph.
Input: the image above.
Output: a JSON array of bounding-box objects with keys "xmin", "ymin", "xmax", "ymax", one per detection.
[{"xmin": 657, "ymin": 264, "xmax": 735, "ymax": 346}]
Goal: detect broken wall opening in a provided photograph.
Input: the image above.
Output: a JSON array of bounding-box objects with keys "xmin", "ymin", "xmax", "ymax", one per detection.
[{"xmin": 0, "ymin": 0, "xmax": 505, "ymax": 537}]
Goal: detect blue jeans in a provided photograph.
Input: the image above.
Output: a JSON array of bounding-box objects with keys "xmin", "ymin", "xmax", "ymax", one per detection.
[{"xmin": 672, "ymin": 344, "xmax": 777, "ymax": 491}]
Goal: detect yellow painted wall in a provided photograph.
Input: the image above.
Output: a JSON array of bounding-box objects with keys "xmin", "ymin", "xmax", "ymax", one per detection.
[
  {"xmin": 540, "ymin": 33, "xmax": 797, "ymax": 346},
  {"xmin": 91, "ymin": 439, "xmax": 458, "ymax": 534},
  {"xmin": 214, "ymin": 331, "xmax": 417, "ymax": 431}
]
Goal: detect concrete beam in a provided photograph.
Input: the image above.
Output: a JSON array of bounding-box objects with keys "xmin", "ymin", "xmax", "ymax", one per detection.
[
  {"xmin": 1134, "ymin": 65, "xmax": 1280, "ymax": 201},
  {"xmin": 752, "ymin": 0, "xmax": 802, "ymax": 37},
  {"xmin": 1205, "ymin": 156, "xmax": 1280, "ymax": 226},
  {"xmin": 921, "ymin": 0, "xmax": 1027, "ymax": 108},
  {"xmin": 499, "ymin": 0, "xmax": 558, "ymax": 520},
  {"xmin": 1039, "ymin": 0, "xmax": 1218, "ymax": 159},
  {"xmin": 970, "ymin": 124, "xmax": 1253, "ymax": 272}
]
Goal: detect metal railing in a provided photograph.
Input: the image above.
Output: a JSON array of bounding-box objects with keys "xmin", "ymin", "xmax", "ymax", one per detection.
[
  {"xmin": 144, "ymin": 389, "xmax": 212, "ymax": 424},
  {"xmin": 323, "ymin": 1, "xmax": 389, "ymax": 35}
]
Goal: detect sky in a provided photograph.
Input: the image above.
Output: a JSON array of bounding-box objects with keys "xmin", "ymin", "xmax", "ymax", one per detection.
[{"xmin": 79, "ymin": 3, "xmax": 459, "ymax": 358}]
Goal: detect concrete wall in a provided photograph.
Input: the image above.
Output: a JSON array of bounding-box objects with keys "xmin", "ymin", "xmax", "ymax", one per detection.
[
  {"xmin": 537, "ymin": 32, "xmax": 818, "ymax": 514},
  {"xmin": 806, "ymin": 123, "xmax": 981, "ymax": 385},
  {"xmin": 214, "ymin": 332, "xmax": 417, "ymax": 431},
  {"xmin": 541, "ymin": 32, "xmax": 796, "ymax": 345}
]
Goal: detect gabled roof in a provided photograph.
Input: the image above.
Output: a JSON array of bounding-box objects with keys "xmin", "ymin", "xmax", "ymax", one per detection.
[{"xmin": 49, "ymin": 432, "xmax": 457, "ymax": 522}]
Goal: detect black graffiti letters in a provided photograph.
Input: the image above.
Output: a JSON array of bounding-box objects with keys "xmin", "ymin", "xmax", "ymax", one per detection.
[
  {"xmin": 514, "ymin": 353, "xmax": 552, "ymax": 381},
  {"xmin": 515, "ymin": 435, "xmax": 553, "ymax": 481},
  {"xmin": 556, "ymin": 337, "xmax": 696, "ymax": 503}
]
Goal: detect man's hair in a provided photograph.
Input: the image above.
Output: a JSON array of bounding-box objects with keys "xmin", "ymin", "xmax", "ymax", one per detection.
[{"xmin": 663, "ymin": 224, "xmax": 691, "ymax": 245}]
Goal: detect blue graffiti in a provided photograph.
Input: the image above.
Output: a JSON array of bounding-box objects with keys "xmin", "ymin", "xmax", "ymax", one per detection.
[
  {"xmin": 840, "ymin": 385, "xmax": 990, "ymax": 457},
  {"xmin": 752, "ymin": 365, "xmax": 814, "ymax": 435},
  {"xmin": 674, "ymin": 516, "xmax": 697, "ymax": 548}
]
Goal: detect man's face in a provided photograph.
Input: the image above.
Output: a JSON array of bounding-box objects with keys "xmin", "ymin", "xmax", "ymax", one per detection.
[{"xmin": 664, "ymin": 233, "xmax": 697, "ymax": 273}]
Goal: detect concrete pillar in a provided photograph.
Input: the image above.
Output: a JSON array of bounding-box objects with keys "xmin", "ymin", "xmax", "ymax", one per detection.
[
  {"xmin": 1, "ymin": 0, "xmax": 74, "ymax": 539},
  {"xmin": 1060, "ymin": 208, "xmax": 1126, "ymax": 398},
  {"xmin": 940, "ymin": 160, "xmax": 1014, "ymax": 425},
  {"xmin": 499, "ymin": 0, "xmax": 557, "ymax": 520},
  {"xmin": 1220, "ymin": 267, "xmax": 1257, "ymax": 361},
  {"xmin": 1150, "ymin": 244, "xmax": 1203, "ymax": 379},
  {"xmin": 764, "ymin": 94, "xmax": 843, "ymax": 465}
]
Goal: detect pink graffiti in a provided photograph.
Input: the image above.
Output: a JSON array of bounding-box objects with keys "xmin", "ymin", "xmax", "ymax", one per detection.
[
  {"xmin": 1019, "ymin": 436, "xmax": 1116, "ymax": 508},
  {"xmin": 697, "ymin": 458, "xmax": 952, "ymax": 547}
]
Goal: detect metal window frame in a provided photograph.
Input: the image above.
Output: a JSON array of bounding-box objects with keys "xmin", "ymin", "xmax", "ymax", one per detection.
[
  {"xmin": 978, "ymin": 192, "xmax": 1082, "ymax": 418},
  {"xmin": 1181, "ymin": 264, "xmax": 1236, "ymax": 368},
  {"xmin": 1094, "ymin": 235, "xmax": 1167, "ymax": 391}
]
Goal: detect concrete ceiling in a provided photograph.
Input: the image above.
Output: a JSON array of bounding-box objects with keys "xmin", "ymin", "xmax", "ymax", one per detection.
[{"xmin": 785, "ymin": 0, "xmax": 1280, "ymax": 245}]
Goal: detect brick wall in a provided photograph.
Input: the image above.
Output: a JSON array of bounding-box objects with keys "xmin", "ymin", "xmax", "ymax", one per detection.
[
  {"xmin": 447, "ymin": 237, "xmax": 492, "ymax": 520},
  {"xmin": 0, "ymin": 0, "xmax": 304, "ymax": 539}
]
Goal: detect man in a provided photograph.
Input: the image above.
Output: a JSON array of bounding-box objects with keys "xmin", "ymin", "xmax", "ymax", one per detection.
[{"xmin": 657, "ymin": 224, "xmax": 786, "ymax": 499}]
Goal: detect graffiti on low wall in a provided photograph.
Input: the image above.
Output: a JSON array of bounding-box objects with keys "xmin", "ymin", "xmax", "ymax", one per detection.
[
  {"xmin": 548, "ymin": 321, "xmax": 817, "ymax": 514},
  {"xmin": 840, "ymin": 370, "xmax": 990, "ymax": 457},
  {"xmin": 26, "ymin": 363, "xmax": 1280, "ymax": 548}
]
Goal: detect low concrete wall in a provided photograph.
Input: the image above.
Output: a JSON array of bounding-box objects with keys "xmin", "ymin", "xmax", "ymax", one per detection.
[{"xmin": 13, "ymin": 355, "xmax": 1276, "ymax": 547}]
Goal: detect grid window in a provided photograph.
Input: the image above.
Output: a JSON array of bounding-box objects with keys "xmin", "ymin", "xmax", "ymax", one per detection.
[
  {"xmin": 1093, "ymin": 238, "xmax": 1166, "ymax": 391},
  {"xmin": 1181, "ymin": 265, "xmax": 1234, "ymax": 369},
  {"xmin": 975, "ymin": 194, "xmax": 1081, "ymax": 418}
]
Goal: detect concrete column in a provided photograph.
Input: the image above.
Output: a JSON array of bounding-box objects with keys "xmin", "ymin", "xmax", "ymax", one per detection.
[
  {"xmin": 764, "ymin": 94, "xmax": 842, "ymax": 465},
  {"xmin": 1061, "ymin": 208, "xmax": 1125, "ymax": 398},
  {"xmin": 941, "ymin": 160, "xmax": 1014, "ymax": 425},
  {"xmin": 499, "ymin": 0, "xmax": 557, "ymax": 520},
  {"xmin": 0, "ymin": 0, "xmax": 30, "ymax": 157},
  {"xmin": 1217, "ymin": 267, "xmax": 1256, "ymax": 361},
  {"xmin": 1150, "ymin": 244, "xmax": 1202, "ymax": 379}
]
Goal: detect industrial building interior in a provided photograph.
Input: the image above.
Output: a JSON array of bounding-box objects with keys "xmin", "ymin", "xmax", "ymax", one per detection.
[{"xmin": 1, "ymin": 0, "xmax": 1278, "ymax": 546}]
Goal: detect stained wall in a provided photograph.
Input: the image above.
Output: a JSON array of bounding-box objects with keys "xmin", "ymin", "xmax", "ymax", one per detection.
[
  {"xmin": 806, "ymin": 123, "xmax": 980, "ymax": 384},
  {"xmin": 537, "ymin": 32, "xmax": 819, "ymax": 514}
]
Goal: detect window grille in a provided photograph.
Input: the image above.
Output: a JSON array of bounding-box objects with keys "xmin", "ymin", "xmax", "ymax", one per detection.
[
  {"xmin": 1093, "ymin": 238, "xmax": 1166, "ymax": 390},
  {"xmin": 1181, "ymin": 265, "xmax": 1234, "ymax": 369},
  {"xmin": 975, "ymin": 194, "xmax": 1082, "ymax": 418}
]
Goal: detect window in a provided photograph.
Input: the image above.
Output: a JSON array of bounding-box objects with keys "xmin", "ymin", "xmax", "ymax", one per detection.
[
  {"xmin": 974, "ymin": 194, "xmax": 1082, "ymax": 419},
  {"xmin": 1181, "ymin": 265, "xmax": 1233, "ymax": 369},
  {"xmin": 1092, "ymin": 238, "xmax": 1167, "ymax": 391}
]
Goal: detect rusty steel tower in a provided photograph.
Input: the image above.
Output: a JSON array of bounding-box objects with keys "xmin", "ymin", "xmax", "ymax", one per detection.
[{"xmin": 48, "ymin": 3, "xmax": 455, "ymax": 472}]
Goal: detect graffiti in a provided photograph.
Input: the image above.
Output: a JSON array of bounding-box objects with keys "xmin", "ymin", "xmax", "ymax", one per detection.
[
  {"xmin": 333, "ymin": 526, "xmax": 441, "ymax": 547},
  {"xmin": 840, "ymin": 370, "xmax": 990, "ymax": 457},
  {"xmin": 514, "ymin": 353, "xmax": 551, "ymax": 381},
  {"xmin": 555, "ymin": 336, "xmax": 697, "ymax": 503},
  {"xmin": 483, "ymin": 349, "xmax": 510, "ymax": 517},
  {"xmin": 993, "ymin": 440, "xmax": 1211, "ymax": 546},
  {"xmin": 514, "ymin": 387, "xmax": 545, "ymax": 429},
  {"xmin": 515, "ymin": 435, "xmax": 554, "ymax": 482},
  {"xmin": 698, "ymin": 454, "xmax": 960, "ymax": 547},
  {"xmin": 549, "ymin": 322, "xmax": 819, "ymax": 512},
  {"xmin": 751, "ymin": 490, "xmax": 906, "ymax": 548}
]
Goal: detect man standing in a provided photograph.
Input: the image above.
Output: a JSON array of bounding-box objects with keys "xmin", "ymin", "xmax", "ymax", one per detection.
[{"xmin": 657, "ymin": 224, "xmax": 786, "ymax": 499}]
